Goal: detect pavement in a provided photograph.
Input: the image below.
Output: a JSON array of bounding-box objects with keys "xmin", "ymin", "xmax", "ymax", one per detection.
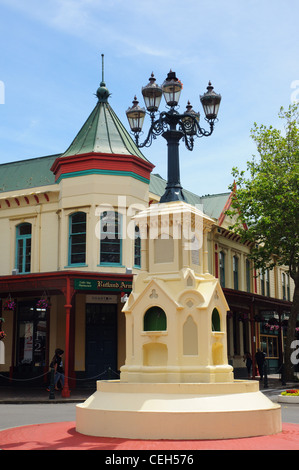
[
  {"xmin": 1, "ymin": 374, "xmax": 299, "ymax": 450},
  {"xmin": 0, "ymin": 374, "xmax": 297, "ymax": 403},
  {"xmin": 0, "ymin": 385, "xmax": 94, "ymax": 403}
]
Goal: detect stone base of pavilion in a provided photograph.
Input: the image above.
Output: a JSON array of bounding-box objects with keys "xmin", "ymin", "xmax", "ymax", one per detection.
[{"xmin": 76, "ymin": 380, "xmax": 281, "ymax": 440}]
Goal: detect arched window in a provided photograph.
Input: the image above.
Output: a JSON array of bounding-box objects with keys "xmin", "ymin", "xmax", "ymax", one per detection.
[
  {"xmin": 144, "ymin": 306, "xmax": 167, "ymax": 331},
  {"xmin": 16, "ymin": 223, "xmax": 32, "ymax": 273},
  {"xmin": 69, "ymin": 212, "xmax": 86, "ymax": 265},
  {"xmin": 100, "ymin": 211, "xmax": 122, "ymax": 265},
  {"xmin": 212, "ymin": 308, "xmax": 221, "ymax": 332}
]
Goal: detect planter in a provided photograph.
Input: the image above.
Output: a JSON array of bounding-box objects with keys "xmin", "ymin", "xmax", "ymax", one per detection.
[{"xmin": 278, "ymin": 394, "xmax": 299, "ymax": 404}]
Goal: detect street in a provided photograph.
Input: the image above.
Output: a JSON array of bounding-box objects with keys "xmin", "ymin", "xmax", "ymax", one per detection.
[
  {"xmin": 0, "ymin": 403, "xmax": 76, "ymax": 431},
  {"xmin": 1, "ymin": 398, "xmax": 299, "ymax": 432}
]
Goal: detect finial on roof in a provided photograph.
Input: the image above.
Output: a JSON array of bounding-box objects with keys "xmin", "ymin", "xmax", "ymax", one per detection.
[
  {"xmin": 101, "ymin": 53, "xmax": 105, "ymax": 86},
  {"xmin": 96, "ymin": 53, "xmax": 110, "ymax": 103}
]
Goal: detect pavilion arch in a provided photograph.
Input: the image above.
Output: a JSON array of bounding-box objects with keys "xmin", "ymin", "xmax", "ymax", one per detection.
[
  {"xmin": 143, "ymin": 306, "xmax": 167, "ymax": 331},
  {"xmin": 212, "ymin": 308, "xmax": 221, "ymax": 332}
]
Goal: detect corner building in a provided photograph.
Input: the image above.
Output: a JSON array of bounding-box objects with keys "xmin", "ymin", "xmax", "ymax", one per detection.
[{"xmin": 0, "ymin": 78, "xmax": 294, "ymax": 393}]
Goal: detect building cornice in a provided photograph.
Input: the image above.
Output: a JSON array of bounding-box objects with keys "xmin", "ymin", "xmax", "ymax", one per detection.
[{"xmin": 50, "ymin": 152, "xmax": 155, "ymax": 184}]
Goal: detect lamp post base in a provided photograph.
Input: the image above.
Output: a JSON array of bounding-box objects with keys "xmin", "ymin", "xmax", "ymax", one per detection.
[{"xmin": 160, "ymin": 186, "xmax": 185, "ymax": 203}]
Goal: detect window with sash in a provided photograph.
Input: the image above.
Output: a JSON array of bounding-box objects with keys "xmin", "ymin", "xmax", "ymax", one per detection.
[
  {"xmin": 69, "ymin": 212, "xmax": 86, "ymax": 265},
  {"xmin": 100, "ymin": 211, "xmax": 122, "ymax": 265},
  {"xmin": 16, "ymin": 223, "xmax": 32, "ymax": 273}
]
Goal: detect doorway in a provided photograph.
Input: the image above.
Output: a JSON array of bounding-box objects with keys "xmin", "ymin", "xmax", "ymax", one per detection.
[{"xmin": 85, "ymin": 303, "xmax": 117, "ymax": 380}]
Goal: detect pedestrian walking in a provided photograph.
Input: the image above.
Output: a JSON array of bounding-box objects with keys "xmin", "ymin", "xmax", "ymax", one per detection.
[
  {"xmin": 49, "ymin": 348, "xmax": 65, "ymax": 391},
  {"xmin": 244, "ymin": 352, "xmax": 252, "ymax": 378},
  {"xmin": 255, "ymin": 349, "xmax": 266, "ymax": 380}
]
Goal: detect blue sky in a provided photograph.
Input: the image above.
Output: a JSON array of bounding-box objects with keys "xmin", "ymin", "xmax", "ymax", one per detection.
[{"xmin": 0, "ymin": 0, "xmax": 298, "ymax": 196}]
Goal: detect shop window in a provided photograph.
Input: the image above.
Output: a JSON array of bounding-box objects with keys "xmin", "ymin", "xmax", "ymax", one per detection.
[
  {"xmin": 16, "ymin": 223, "xmax": 31, "ymax": 273},
  {"xmin": 144, "ymin": 306, "xmax": 167, "ymax": 331},
  {"xmin": 69, "ymin": 212, "xmax": 86, "ymax": 265},
  {"xmin": 134, "ymin": 225, "xmax": 141, "ymax": 268},
  {"xmin": 17, "ymin": 301, "xmax": 48, "ymax": 367},
  {"xmin": 100, "ymin": 211, "xmax": 122, "ymax": 265},
  {"xmin": 260, "ymin": 335, "xmax": 278, "ymax": 359},
  {"xmin": 212, "ymin": 308, "xmax": 221, "ymax": 331}
]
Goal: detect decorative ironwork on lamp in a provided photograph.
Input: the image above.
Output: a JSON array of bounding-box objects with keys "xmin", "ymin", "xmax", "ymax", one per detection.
[{"xmin": 126, "ymin": 70, "xmax": 221, "ymax": 203}]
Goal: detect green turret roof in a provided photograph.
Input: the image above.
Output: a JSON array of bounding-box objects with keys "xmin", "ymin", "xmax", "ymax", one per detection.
[
  {"xmin": 61, "ymin": 55, "xmax": 148, "ymax": 161},
  {"xmin": 60, "ymin": 89, "xmax": 148, "ymax": 161}
]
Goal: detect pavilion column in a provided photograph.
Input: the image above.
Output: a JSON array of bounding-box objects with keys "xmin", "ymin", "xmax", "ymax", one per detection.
[{"xmin": 62, "ymin": 276, "xmax": 74, "ymax": 398}]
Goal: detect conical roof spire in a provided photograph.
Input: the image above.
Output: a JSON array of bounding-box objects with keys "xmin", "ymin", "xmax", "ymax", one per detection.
[
  {"xmin": 96, "ymin": 54, "xmax": 110, "ymax": 103},
  {"xmin": 58, "ymin": 55, "xmax": 148, "ymax": 161}
]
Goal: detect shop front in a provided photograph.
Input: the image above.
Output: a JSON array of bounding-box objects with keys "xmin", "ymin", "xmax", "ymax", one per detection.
[
  {"xmin": 0, "ymin": 271, "xmax": 132, "ymax": 395},
  {"xmin": 224, "ymin": 288, "xmax": 292, "ymax": 377}
]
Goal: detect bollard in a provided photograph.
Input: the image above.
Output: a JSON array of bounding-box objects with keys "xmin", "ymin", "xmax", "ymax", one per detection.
[{"xmin": 49, "ymin": 367, "xmax": 55, "ymax": 400}]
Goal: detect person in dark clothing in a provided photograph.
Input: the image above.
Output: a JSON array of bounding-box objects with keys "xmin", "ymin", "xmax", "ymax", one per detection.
[
  {"xmin": 255, "ymin": 349, "xmax": 266, "ymax": 379},
  {"xmin": 50, "ymin": 348, "xmax": 64, "ymax": 391},
  {"xmin": 244, "ymin": 352, "xmax": 252, "ymax": 378}
]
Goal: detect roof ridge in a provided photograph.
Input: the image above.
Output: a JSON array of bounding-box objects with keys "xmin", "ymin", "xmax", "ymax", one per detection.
[{"xmin": 0, "ymin": 154, "xmax": 61, "ymax": 167}]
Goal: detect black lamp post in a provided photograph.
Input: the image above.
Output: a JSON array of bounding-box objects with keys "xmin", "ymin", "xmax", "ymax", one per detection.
[{"xmin": 126, "ymin": 70, "xmax": 221, "ymax": 203}]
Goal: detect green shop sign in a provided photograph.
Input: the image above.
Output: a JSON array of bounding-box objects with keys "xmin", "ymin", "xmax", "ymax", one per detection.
[{"xmin": 74, "ymin": 278, "xmax": 132, "ymax": 292}]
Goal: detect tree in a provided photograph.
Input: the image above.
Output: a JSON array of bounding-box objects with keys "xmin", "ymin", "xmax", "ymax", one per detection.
[{"xmin": 227, "ymin": 103, "xmax": 299, "ymax": 381}]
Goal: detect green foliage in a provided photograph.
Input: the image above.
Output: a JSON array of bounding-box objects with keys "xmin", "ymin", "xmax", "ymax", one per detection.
[{"xmin": 227, "ymin": 103, "xmax": 299, "ymax": 281}]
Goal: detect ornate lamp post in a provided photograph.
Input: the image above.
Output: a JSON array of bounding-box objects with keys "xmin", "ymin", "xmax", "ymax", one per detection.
[{"xmin": 126, "ymin": 70, "xmax": 221, "ymax": 203}]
